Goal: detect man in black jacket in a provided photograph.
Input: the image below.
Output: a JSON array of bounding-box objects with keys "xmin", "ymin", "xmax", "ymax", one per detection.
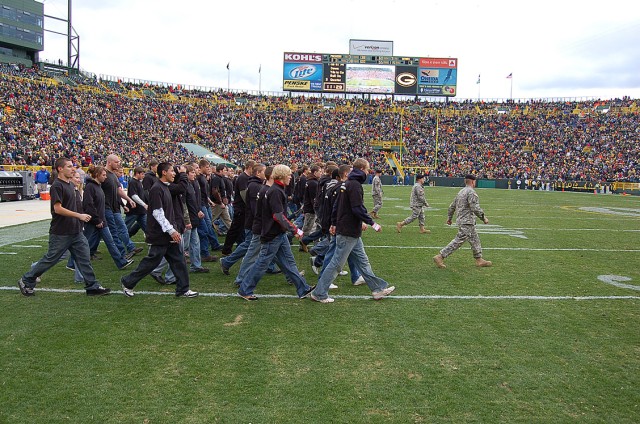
[
  {"xmin": 121, "ymin": 162, "xmax": 198, "ymax": 298},
  {"xmin": 126, "ymin": 166, "xmax": 148, "ymax": 237},
  {"xmin": 183, "ymin": 163, "xmax": 208, "ymax": 273},
  {"xmin": 309, "ymin": 158, "xmax": 395, "ymax": 303},
  {"xmin": 221, "ymin": 160, "xmax": 255, "ymax": 255},
  {"xmin": 195, "ymin": 159, "xmax": 220, "ymax": 262},
  {"xmin": 220, "ymin": 164, "xmax": 265, "ymax": 274},
  {"xmin": 210, "ymin": 164, "xmax": 232, "ymax": 234}
]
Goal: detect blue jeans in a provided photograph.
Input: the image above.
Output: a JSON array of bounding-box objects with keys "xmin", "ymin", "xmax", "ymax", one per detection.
[
  {"xmin": 287, "ymin": 200, "xmax": 298, "ymax": 217},
  {"xmin": 221, "ymin": 229, "xmax": 252, "ymax": 270},
  {"xmin": 125, "ymin": 213, "xmax": 147, "ymax": 237},
  {"xmin": 105, "ymin": 209, "xmax": 135, "ymax": 256},
  {"xmin": 313, "ymin": 235, "xmax": 386, "ymax": 300},
  {"xmin": 319, "ymin": 235, "xmax": 361, "ymax": 283},
  {"xmin": 234, "ymin": 233, "xmax": 280, "ymax": 285},
  {"xmin": 309, "ymin": 235, "xmax": 330, "ymax": 258},
  {"xmin": 197, "ymin": 205, "xmax": 220, "ymax": 257},
  {"xmin": 22, "ymin": 233, "xmax": 101, "ymax": 291},
  {"xmin": 84, "ymin": 223, "xmax": 129, "ymax": 268},
  {"xmin": 185, "ymin": 228, "xmax": 202, "ymax": 270},
  {"xmin": 239, "ymin": 233, "xmax": 310, "ymax": 297}
]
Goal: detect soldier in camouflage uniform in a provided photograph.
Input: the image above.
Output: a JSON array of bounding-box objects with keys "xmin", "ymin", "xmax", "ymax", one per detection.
[
  {"xmin": 433, "ymin": 175, "xmax": 492, "ymax": 268},
  {"xmin": 396, "ymin": 174, "xmax": 430, "ymax": 234},
  {"xmin": 371, "ymin": 170, "xmax": 383, "ymax": 219}
]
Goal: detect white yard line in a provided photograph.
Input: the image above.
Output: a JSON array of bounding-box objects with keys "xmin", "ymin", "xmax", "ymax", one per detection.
[{"xmin": 1, "ymin": 286, "xmax": 638, "ymax": 300}]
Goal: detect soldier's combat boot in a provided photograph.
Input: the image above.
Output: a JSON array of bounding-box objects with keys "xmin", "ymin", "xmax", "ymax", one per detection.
[
  {"xmin": 419, "ymin": 225, "xmax": 430, "ymax": 234},
  {"xmin": 433, "ymin": 254, "xmax": 446, "ymax": 268},
  {"xmin": 475, "ymin": 258, "xmax": 493, "ymax": 267}
]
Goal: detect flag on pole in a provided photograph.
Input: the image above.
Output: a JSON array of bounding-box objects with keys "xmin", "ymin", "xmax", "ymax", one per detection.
[
  {"xmin": 476, "ymin": 74, "xmax": 480, "ymax": 84},
  {"xmin": 259, "ymin": 65, "xmax": 261, "ymax": 74},
  {"xmin": 226, "ymin": 62, "xmax": 230, "ymax": 70},
  {"xmin": 506, "ymin": 73, "xmax": 512, "ymax": 79}
]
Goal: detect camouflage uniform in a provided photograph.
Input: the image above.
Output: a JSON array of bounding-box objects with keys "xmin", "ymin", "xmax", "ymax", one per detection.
[
  {"xmin": 371, "ymin": 174, "xmax": 383, "ymax": 215},
  {"xmin": 400, "ymin": 182, "xmax": 429, "ymax": 226},
  {"xmin": 440, "ymin": 186, "xmax": 486, "ymax": 259}
]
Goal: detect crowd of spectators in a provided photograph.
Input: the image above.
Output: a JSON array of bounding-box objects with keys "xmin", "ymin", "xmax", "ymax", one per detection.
[{"xmin": 1, "ymin": 64, "xmax": 638, "ymax": 182}]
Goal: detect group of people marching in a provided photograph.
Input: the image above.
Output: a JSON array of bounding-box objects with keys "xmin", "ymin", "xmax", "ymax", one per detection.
[{"xmin": 18, "ymin": 156, "xmax": 492, "ymax": 302}]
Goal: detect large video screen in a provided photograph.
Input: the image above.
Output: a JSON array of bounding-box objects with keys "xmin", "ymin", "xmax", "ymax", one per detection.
[{"xmin": 283, "ymin": 52, "xmax": 458, "ymax": 97}]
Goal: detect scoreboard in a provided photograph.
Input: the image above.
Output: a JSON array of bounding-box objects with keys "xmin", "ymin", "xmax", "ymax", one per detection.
[{"xmin": 283, "ymin": 52, "xmax": 458, "ymax": 96}]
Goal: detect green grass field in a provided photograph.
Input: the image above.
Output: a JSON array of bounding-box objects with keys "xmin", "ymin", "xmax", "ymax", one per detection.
[{"xmin": 1, "ymin": 186, "xmax": 639, "ymax": 423}]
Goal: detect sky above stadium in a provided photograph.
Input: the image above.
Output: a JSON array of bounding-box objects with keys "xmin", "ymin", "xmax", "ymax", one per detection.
[{"xmin": 39, "ymin": 0, "xmax": 640, "ymax": 100}]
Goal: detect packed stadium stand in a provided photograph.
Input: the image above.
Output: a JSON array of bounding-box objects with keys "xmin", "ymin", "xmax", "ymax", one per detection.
[{"xmin": 1, "ymin": 64, "xmax": 638, "ymax": 183}]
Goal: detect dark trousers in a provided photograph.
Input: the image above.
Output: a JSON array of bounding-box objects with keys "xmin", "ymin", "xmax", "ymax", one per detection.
[
  {"xmin": 121, "ymin": 242, "xmax": 190, "ymax": 295},
  {"xmin": 222, "ymin": 208, "xmax": 246, "ymax": 254},
  {"xmin": 22, "ymin": 233, "xmax": 100, "ymax": 291}
]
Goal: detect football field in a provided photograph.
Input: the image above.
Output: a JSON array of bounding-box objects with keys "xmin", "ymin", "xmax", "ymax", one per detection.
[{"xmin": 1, "ymin": 186, "xmax": 638, "ymax": 423}]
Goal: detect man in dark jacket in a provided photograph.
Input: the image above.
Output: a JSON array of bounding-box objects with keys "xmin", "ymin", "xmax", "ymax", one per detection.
[
  {"xmin": 121, "ymin": 162, "xmax": 198, "ymax": 298},
  {"xmin": 210, "ymin": 164, "xmax": 232, "ymax": 234},
  {"xmin": 183, "ymin": 163, "xmax": 208, "ymax": 273},
  {"xmin": 142, "ymin": 159, "xmax": 159, "ymax": 195},
  {"xmin": 126, "ymin": 166, "xmax": 148, "ymax": 237},
  {"xmin": 220, "ymin": 164, "xmax": 265, "ymax": 274},
  {"xmin": 221, "ymin": 160, "xmax": 255, "ymax": 255},
  {"xmin": 196, "ymin": 159, "xmax": 220, "ymax": 262},
  {"xmin": 309, "ymin": 158, "xmax": 395, "ymax": 303}
]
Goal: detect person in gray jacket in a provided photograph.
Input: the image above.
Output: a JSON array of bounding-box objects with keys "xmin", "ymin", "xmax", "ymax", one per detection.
[
  {"xmin": 396, "ymin": 174, "xmax": 430, "ymax": 234},
  {"xmin": 433, "ymin": 175, "xmax": 492, "ymax": 268}
]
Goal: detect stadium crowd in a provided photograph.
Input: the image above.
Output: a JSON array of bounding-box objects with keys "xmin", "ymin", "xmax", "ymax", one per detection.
[{"xmin": 1, "ymin": 64, "xmax": 638, "ymax": 182}]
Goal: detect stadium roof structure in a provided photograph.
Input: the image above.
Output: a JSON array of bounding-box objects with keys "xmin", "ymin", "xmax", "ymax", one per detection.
[{"xmin": 181, "ymin": 143, "xmax": 237, "ymax": 168}]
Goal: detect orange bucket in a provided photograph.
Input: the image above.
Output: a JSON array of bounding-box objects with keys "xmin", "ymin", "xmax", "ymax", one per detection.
[{"xmin": 40, "ymin": 192, "xmax": 50, "ymax": 200}]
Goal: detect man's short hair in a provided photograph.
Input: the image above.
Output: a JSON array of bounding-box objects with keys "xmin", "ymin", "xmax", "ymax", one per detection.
[
  {"xmin": 148, "ymin": 159, "xmax": 159, "ymax": 168},
  {"xmin": 54, "ymin": 157, "xmax": 70, "ymax": 172},
  {"xmin": 134, "ymin": 166, "xmax": 145, "ymax": 174},
  {"xmin": 265, "ymin": 165, "xmax": 274, "ymax": 180},
  {"xmin": 252, "ymin": 163, "xmax": 266, "ymax": 176},
  {"xmin": 198, "ymin": 159, "xmax": 210, "ymax": 168},
  {"xmin": 338, "ymin": 164, "xmax": 351, "ymax": 178},
  {"xmin": 353, "ymin": 158, "xmax": 369, "ymax": 170},
  {"xmin": 216, "ymin": 163, "xmax": 226, "ymax": 172},
  {"xmin": 157, "ymin": 162, "xmax": 173, "ymax": 178},
  {"xmin": 272, "ymin": 164, "xmax": 292, "ymax": 181}
]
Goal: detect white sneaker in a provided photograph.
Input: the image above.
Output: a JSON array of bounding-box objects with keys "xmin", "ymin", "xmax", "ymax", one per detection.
[
  {"xmin": 312, "ymin": 265, "xmax": 319, "ymax": 275},
  {"xmin": 353, "ymin": 276, "xmax": 366, "ymax": 286},
  {"xmin": 121, "ymin": 280, "xmax": 134, "ymax": 297},
  {"xmin": 177, "ymin": 289, "xmax": 199, "ymax": 298},
  {"xmin": 372, "ymin": 286, "xmax": 395, "ymax": 300},
  {"xmin": 338, "ymin": 270, "xmax": 348, "ymax": 276},
  {"xmin": 310, "ymin": 293, "xmax": 335, "ymax": 303},
  {"xmin": 329, "ymin": 283, "xmax": 338, "ymax": 289}
]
